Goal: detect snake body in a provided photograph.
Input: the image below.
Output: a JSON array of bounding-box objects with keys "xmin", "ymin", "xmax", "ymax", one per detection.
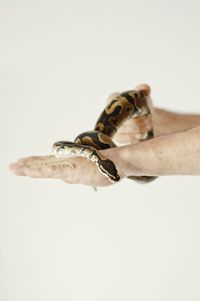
[{"xmin": 53, "ymin": 89, "xmax": 157, "ymax": 183}]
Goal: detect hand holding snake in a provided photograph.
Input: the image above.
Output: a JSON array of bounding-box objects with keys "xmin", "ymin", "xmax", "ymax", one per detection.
[{"xmin": 52, "ymin": 84, "xmax": 157, "ymax": 184}]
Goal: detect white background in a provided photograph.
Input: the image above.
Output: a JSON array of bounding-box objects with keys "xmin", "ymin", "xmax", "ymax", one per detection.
[{"xmin": 1, "ymin": 0, "xmax": 200, "ymax": 300}]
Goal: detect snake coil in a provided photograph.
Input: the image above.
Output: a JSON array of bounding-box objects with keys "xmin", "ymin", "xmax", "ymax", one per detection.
[{"xmin": 52, "ymin": 88, "xmax": 157, "ymax": 183}]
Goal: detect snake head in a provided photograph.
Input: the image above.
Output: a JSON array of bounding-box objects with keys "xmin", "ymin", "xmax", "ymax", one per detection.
[{"xmin": 98, "ymin": 159, "xmax": 120, "ymax": 183}]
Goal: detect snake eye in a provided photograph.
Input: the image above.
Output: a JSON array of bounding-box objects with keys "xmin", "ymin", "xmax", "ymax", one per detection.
[{"xmin": 93, "ymin": 155, "xmax": 98, "ymax": 162}]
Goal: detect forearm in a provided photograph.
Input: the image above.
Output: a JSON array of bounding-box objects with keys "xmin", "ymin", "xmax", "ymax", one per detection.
[
  {"xmin": 153, "ymin": 108, "xmax": 200, "ymax": 136},
  {"xmin": 113, "ymin": 125, "xmax": 200, "ymax": 177}
]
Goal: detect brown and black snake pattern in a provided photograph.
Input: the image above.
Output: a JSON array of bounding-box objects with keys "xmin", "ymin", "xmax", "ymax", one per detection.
[{"xmin": 52, "ymin": 89, "xmax": 157, "ymax": 183}]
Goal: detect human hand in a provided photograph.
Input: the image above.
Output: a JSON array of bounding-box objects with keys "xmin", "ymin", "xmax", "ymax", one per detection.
[
  {"xmin": 110, "ymin": 84, "xmax": 200, "ymax": 142},
  {"xmin": 9, "ymin": 149, "xmax": 125, "ymax": 187},
  {"xmin": 108, "ymin": 84, "xmax": 155, "ymax": 145}
]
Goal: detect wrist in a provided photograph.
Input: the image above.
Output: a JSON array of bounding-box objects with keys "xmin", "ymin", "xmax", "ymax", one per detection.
[{"xmin": 113, "ymin": 141, "xmax": 160, "ymax": 178}]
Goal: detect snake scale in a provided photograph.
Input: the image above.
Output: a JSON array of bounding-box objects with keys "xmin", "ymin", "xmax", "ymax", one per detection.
[{"xmin": 52, "ymin": 88, "xmax": 157, "ymax": 184}]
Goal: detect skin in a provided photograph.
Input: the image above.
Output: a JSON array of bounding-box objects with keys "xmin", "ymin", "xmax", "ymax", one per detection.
[{"xmin": 9, "ymin": 84, "xmax": 200, "ymax": 187}]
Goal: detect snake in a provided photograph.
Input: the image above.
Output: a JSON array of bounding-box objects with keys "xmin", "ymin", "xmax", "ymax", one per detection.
[{"xmin": 52, "ymin": 89, "xmax": 157, "ymax": 184}]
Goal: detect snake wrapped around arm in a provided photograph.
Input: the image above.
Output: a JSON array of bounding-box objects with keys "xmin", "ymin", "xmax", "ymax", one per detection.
[{"xmin": 52, "ymin": 88, "xmax": 157, "ymax": 184}]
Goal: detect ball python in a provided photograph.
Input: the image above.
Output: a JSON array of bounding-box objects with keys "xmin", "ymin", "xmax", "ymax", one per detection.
[{"xmin": 52, "ymin": 89, "xmax": 157, "ymax": 184}]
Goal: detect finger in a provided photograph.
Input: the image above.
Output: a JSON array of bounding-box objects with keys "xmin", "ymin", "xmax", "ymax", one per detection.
[
  {"xmin": 133, "ymin": 83, "xmax": 151, "ymax": 96},
  {"xmin": 9, "ymin": 162, "xmax": 27, "ymax": 176},
  {"xmin": 117, "ymin": 114, "xmax": 152, "ymax": 131},
  {"xmin": 21, "ymin": 155, "xmax": 66, "ymax": 169},
  {"xmin": 62, "ymin": 171, "xmax": 111, "ymax": 187},
  {"xmin": 128, "ymin": 115, "xmax": 152, "ymax": 126},
  {"xmin": 113, "ymin": 133, "xmax": 138, "ymax": 144},
  {"xmin": 24, "ymin": 166, "xmax": 45, "ymax": 178},
  {"xmin": 11, "ymin": 163, "xmax": 69, "ymax": 179},
  {"xmin": 24, "ymin": 159, "xmax": 77, "ymax": 179},
  {"xmin": 117, "ymin": 121, "xmax": 152, "ymax": 135},
  {"xmin": 13, "ymin": 156, "xmax": 54, "ymax": 170},
  {"xmin": 10, "ymin": 155, "xmax": 76, "ymax": 178},
  {"xmin": 106, "ymin": 84, "xmax": 151, "ymax": 104},
  {"xmin": 17, "ymin": 156, "xmax": 42, "ymax": 163}
]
